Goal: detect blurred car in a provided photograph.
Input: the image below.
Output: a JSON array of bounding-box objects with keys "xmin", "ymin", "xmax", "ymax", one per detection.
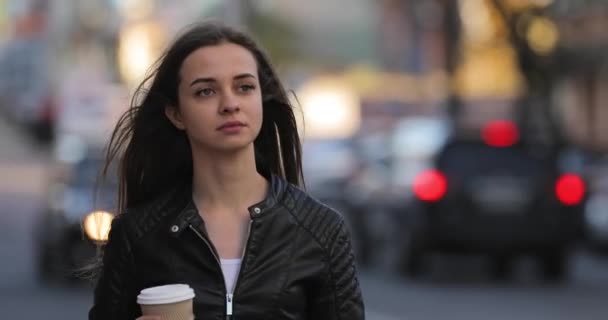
[
  {"xmin": 54, "ymin": 75, "xmax": 128, "ymax": 149},
  {"xmin": 303, "ymin": 117, "xmax": 450, "ymax": 268},
  {"xmin": 584, "ymin": 193, "xmax": 608, "ymax": 253},
  {"xmin": 0, "ymin": 38, "xmax": 56, "ymax": 142},
  {"xmin": 34, "ymin": 149, "xmax": 116, "ymax": 282},
  {"xmin": 397, "ymin": 120, "xmax": 586, "ymax": 281},
  {"xmin": 581, "ymin": 156, "xmax": 608, "ymax": 253},
  {"xmin": 348, "ymin": 117, "xmax": 450, "ymax": 267},
  {"xmin": 389, "ymin": 117, "xmax": 451, "ymax": 190}
]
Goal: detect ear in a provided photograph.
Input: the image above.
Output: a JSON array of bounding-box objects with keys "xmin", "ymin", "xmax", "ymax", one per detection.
[{"xmin": 165, "ymin": 105, "xmax": 186, "ymax": 130}]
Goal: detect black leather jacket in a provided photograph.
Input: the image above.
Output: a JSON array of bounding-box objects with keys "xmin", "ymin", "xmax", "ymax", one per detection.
[{"xmin": 89, "ymin": 174, "xmax": 365, "ymax": 320}]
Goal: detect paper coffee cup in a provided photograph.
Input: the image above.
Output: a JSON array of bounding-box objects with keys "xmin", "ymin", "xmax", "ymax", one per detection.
[{"xmin": 137, "ymin": 284, "xmax": 195, "ymax": 320}]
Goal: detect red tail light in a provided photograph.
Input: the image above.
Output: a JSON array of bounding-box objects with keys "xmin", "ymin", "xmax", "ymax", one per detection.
[
  {"xmin": 413, "ymin": 170, "xmax": 448, "ymax": 202},
  {"xmin": 482, "ymin": 120, "xmax": 519, "ymax": 147},
  {"xmin": 555, "ymin": 174, "xmax": 585, "ymax": 205}
]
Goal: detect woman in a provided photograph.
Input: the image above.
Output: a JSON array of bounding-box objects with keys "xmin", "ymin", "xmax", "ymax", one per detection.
[{"xmin": 89, "ymin": 22, "xmax": 365, "ymax": 320}]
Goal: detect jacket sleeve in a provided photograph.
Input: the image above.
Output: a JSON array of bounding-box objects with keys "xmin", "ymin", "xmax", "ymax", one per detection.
[
  {"xmin": 89, "ymin": 216, "xmax": 140, "ymax": 320},
  {"xmin": 310, "ymin": 218, "xmax": 365, "ymax": 319}
]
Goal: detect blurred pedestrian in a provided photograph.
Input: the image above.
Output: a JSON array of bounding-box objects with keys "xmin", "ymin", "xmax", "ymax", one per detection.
[{"xmin": 88, "ymin": 22, "xmax": 364, "ymax": 320}]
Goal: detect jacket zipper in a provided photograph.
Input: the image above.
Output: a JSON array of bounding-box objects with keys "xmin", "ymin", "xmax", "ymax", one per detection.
[
  {"xmin": 188, "ymin": 225, "xmax": 230, "ymax": 318},
  {"xmin": 232, "ymin": 221, "xmax": 253, "ymax": 293},
  {"xmin": 225, "ymin": 220, "xmax": 253, "ymax": 319},
  {"xmin": 188, "ymin": 221, "xmax": 253, "ymax": 319}
]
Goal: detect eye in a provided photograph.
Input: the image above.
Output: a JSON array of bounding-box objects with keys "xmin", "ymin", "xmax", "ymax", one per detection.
[
  {"xmin": 238, "ymin": 84, "xmax": 256, "ymax": 93},
  {"xmin": 196, "ymin": 88, "xmax": 215, "ymax": 97}
]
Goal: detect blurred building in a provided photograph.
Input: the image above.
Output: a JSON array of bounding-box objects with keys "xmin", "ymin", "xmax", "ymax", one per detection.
[
  {"xmin": 377, "ymin": 0, "xmax": 446, "ymax": 74},
  {"xmin": 374, "ymin": 0, "xmax": 608, "ymax": 152},
  {"xmin": 257, "ymin": 0, "xmax": 378, "ymax": 66},
  {"xmin": 549, "ymin": 1, "xmax": 608, "ymax": 151}
]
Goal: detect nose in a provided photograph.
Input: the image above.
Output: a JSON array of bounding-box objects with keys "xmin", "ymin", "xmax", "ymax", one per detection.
[{"xmin": 219, "ymin": 92, "xmax": 240, "ymax": 114}]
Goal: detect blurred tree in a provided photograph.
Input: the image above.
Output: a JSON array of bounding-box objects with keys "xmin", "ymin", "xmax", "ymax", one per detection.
[
  {"xmin": 247, "ymin": 10, "xmax": 300, "ymax": 67},
  {"xmin": 204, "ymin": 0, "xmax": 300, "ymax": 67},
  {"xmin": 439, "ymin": 0, "xmax": 567, "ymax": 151},
  {"xmin": 439, "ymin": 0, "xmax": 464, "ymax": 127},
  {"xmin": 490, "ymin": 0, "xmax": 565, "ymax": 152}
]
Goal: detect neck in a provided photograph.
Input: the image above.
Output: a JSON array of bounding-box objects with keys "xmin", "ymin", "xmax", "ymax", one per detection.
[{"xmin": 191, "ymin": 145, "xmax": 268, "ymax": 216}]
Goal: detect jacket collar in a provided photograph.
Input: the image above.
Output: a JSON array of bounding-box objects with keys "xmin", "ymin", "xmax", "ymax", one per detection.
[{"xmin": 168, "ymin": 173, "xmax": 289, "ymax": 237}]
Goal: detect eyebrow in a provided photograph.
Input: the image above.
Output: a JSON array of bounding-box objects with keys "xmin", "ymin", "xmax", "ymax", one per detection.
[{"xmin": 189, "ymin": 73, "xmax": 257, "ymax": 87}]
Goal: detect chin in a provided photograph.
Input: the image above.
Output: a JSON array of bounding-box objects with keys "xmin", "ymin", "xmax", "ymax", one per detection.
[
  {"xmin": 207, "ymin": 139, "xmax": 255, "ymax": 153},
  {"xmin": 193, "ymin": 133, "xmax": 258, "ymax": 153},
  {"xmin": 217, "ymin": 143, "xmax": 253, "ymax": 153}
]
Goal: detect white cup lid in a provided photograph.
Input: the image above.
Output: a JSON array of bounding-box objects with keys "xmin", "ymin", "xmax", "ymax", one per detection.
[{"xmin": 137, "ymin": 284, "xmax": 195, "ymax": 305}]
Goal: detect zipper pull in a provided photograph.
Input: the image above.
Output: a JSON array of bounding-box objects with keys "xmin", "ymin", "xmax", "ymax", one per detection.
[{"xmin": 226, "ymin": 293, "xmax": 233, "ymax": 317}]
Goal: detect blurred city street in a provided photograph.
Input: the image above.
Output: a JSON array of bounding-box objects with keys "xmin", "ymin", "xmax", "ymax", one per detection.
[
  {"xmin": 1, "ymin": 118, "xmax": 608, "ymax": 319},
  {"xmin": 2, "ymin": 0, "xmax": 608, "ymax": 319}
]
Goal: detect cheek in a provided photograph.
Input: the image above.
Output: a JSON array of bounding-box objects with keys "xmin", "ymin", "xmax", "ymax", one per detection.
[
  {"xmin": 252, "ymin": 100, "xmax": 264, "ymax": 130},
  {"xmin": 180, "ymin": 102, "xmax": 215, "ymax": 131}
]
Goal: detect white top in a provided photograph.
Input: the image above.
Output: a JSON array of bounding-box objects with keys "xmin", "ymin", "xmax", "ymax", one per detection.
[{"xmin": 220, "ymin": 258, "xmax": 242, "ymax": 293}]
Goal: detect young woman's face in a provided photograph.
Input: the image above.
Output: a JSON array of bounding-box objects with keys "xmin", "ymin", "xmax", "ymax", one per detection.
[{"xmin": 167, "ymin": 42, "xmax": 263, "ymax": 152}]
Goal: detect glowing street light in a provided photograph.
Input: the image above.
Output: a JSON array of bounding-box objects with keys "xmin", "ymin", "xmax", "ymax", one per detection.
[
  {"xmin": 526, "ymin": 16, "xmax": 559, "ymax": 55},
  {"xmin": 117, "ymin": 21, "xmax": 166, "ymax": 88},
  {"xmin": 296, "ymin": 78, "xmax": 361, "ymax": 140}
]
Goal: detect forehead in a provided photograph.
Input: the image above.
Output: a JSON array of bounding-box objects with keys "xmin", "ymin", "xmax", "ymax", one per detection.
[{"xmin": 180, "ymin": 42, "xmax": 258, "ymax": 80}]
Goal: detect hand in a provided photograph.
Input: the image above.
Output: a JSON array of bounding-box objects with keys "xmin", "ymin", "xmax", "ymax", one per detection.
[{"xmin": 136, "ymin": 316, "xmax": 160, "ymax": 320}]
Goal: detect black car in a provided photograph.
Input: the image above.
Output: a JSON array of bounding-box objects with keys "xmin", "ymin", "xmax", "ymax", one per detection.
[
  {"xmin": 398, "ymin": 121, "xmax": 586, "ymax": 281},
  {"xmin": 581, "ymin": 155, "xmax": 608, "ymax": 254},
  {"xmin": 34, "ymin": 151, "xmax": 116, "ymax": 282}
]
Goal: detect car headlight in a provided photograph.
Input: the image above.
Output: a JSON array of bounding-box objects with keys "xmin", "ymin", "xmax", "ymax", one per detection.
[{"xmin": 84, "ymin": 211, "xmax": 115, "ymax": 242}]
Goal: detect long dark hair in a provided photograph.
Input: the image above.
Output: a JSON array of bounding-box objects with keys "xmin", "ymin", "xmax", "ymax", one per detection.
[{"xmin": 104, "ymin": 22, "xmax": 303, "ymax": 214}]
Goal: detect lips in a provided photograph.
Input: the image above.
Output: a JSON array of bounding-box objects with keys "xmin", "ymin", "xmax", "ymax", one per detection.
[{"xmin": 217, "ymin": 121, "xmax": 246, "ymax": 130}]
